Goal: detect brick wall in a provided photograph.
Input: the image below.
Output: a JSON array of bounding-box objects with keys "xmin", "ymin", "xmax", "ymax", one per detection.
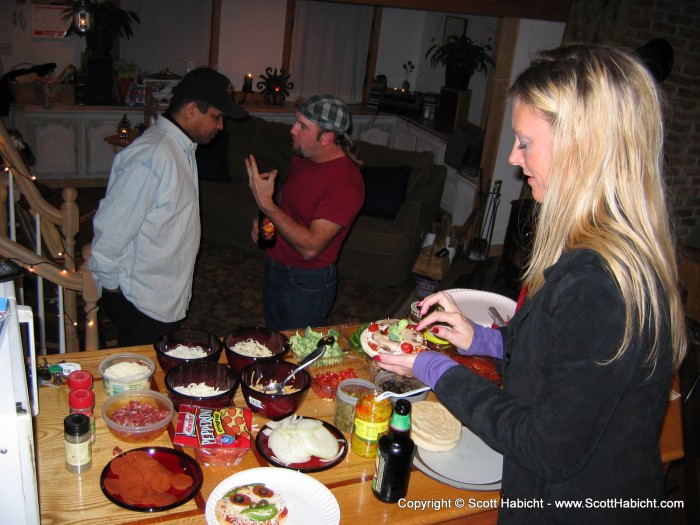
[{"xmin": 622, "ymin": 0, "xmax": 700, "ymax": 240}]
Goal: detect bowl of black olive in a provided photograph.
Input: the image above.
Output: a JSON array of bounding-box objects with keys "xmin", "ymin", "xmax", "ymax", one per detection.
[{"xmin": 374, "ymin": 371, "xmax": 429, "ymax": 405}]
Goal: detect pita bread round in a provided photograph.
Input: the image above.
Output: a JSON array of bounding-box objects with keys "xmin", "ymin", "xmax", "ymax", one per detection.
[{"xmin": 411, "ymin": 401, "xmax": 461, "ymax": 452}]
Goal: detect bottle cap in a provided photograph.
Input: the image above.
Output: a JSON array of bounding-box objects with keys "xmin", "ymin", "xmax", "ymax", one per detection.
[
  {"xmin": 69, "ymin": 388, "xmax": 95, "ymax": 410},
  {"xmin": 64, "ymin": 413, "xmax": 90, "ymax": 436},
  {"xmin": 68, "ymin": 370, "xmax": 93, "ymax": 390}
]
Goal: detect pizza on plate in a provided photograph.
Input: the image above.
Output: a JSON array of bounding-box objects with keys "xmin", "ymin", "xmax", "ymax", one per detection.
[
  {"xmin": 360, "ymin": 319, "xmax": 429, "ymax": 357},
  {"xmin": 215, "ymin": 483, "xmax": 288, "ymax": 525}
]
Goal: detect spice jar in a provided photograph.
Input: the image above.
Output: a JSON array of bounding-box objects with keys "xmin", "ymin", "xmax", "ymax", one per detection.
[
  {"xmin": 69, "ymin": 388, "xmax": 96, "ymax": 445},
  {"xmin": 67, "ymin": 370, "xmax": 93, "ymax": 391},
  {"xmin": 64, "ymin": 413, "xmax": 92, "ymax": 474},
  {"xmin": 351, "ymin": 391, "xmax": 392, "ymax": 458}
]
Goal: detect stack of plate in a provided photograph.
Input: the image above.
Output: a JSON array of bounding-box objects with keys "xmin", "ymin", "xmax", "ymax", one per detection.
[
  {"xmin": 413, "ymin": 425, "xmax": 503, "ymax": 491},
  {"xmin": 444, "ymin": 289, "xmax": 516, "ymax": 327}
]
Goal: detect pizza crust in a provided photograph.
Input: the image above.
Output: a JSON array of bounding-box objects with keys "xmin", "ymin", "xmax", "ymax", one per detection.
[
  {"xmin": 360, "ymin": 319, "xmax": 428, "ymax": 357},
  {"xmin": 411, "ymin": 401, "xmax": 461, "ymax": 452}
]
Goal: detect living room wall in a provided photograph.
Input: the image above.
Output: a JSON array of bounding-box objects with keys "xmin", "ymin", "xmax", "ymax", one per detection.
[{"xmin": 0, "ymin": 0, "xmax": 564, "ymax": 248}]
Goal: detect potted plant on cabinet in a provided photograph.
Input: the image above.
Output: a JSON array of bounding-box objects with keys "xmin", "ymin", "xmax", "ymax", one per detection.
[
  {"xmin": 62, "ymin": 0, "xmax": 141, "ymax": 56},
  {"xmin": 426, "ymin": 34, "xmax": 495, "ymax": 91}
]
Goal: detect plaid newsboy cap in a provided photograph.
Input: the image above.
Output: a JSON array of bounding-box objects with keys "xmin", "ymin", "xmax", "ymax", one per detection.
[{"xmin": 298, "ymin": 94, "xmax": 352, "ymax": 138}]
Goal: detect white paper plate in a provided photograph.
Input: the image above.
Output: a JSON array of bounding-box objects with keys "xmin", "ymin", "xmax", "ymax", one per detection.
[
  {"xmin": 359, "ymin": 319, "xmax": 427, "ymax": 358},
  {"xmin": 206, "ymin": 467, "xmax": 340, "ymax": 525},
  {"xmin": 415, "ymin": 426, "xmax": 503, "ymax": 485},
  {"xmin": 445, "ymin": 289, "xmax": 517, "ymax": 327}
]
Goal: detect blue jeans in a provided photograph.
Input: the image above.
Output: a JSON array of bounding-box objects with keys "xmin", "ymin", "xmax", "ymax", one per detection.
[{"xmin": 263, "ymin": 259, "xmax": 337, "ymax": 331}]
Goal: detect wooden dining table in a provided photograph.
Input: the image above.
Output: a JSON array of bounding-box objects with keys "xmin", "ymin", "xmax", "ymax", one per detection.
[{"xmin": 35, "ymin": 322, "xmax": 684, "ymax": 525}]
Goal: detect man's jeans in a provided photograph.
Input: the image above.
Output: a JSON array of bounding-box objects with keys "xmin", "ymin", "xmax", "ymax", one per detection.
[{"xmin": 263, "ymin": 259, "xmax": 337, "ymax": 331}]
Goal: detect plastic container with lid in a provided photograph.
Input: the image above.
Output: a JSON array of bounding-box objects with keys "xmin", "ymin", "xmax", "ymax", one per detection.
[
  {"xmin": 99, "ymin": 353, "xmax": 155, "ymax": 395},
  {"xmin": 334, "ymin": 378, "xmax": 377, "ymax": 433}
]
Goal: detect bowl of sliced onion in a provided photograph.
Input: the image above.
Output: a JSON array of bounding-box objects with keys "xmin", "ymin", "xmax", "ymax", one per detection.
[
  {"xmin": 164, "ymin": 361, "xmax": 238, "ymax": 411},
  {"xmin": 239, "ymin": 361, "xmax": 310, "ymax": 420},
  {"xmin": 223, "ymin": 326, "xmax": 290, "ymax": 374},
  {"xmin": 153, "ymin": 328, "xmax": 223, "ymax": 373}
]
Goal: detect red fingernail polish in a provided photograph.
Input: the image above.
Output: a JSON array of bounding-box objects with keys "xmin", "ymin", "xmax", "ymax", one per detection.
[
  {"xmin": 431, "ymin": 326, "xmax": 440, "ymax": 334},
  {"xmin": 372, "ymin": 355, "xmax": 382, "ymax": 362}
]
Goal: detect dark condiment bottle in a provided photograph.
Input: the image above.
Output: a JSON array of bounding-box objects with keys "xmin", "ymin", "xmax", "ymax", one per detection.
[
  {"xmin": 372, "ymin": 399, "xmax": 415, "ymax": 502},
  {"xmin": 257, "ymin": 210, "xmax": 277, "ymax": 249}
]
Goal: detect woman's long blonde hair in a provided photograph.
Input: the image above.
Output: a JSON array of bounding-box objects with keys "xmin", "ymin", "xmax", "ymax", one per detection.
[{"xmin": 509, "ymin": 44, "xmax": 686, "ymax": 369}]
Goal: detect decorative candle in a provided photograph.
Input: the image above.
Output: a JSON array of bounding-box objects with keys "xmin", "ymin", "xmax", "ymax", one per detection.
[{"xmin": 242, "ymin": 74, "xmax": 253, "ymax": 93}]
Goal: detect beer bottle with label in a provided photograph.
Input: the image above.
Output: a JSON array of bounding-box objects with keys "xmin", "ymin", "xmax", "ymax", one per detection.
[
  {"xmin": 257, "ymin": 210, "xmax": 277, "ymax": 249},
  {"xmin": 372, "ymin": 399, "xmax": 415, "ymax": 502}
]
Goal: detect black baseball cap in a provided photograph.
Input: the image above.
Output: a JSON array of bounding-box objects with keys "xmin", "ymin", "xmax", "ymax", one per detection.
[{"xmin": 174, "ymin": 68, "xmax": 248, "ymax": 118}]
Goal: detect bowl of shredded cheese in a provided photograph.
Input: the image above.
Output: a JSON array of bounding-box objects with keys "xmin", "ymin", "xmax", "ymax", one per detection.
[
  {"xmin": 99, "ymin": 353, "xmax": 156, "ymax": 396},
  {"xmin": 223, "ymin": 326, "xmax": 291, "ymax": 374},
  {"xmin": 239, "ymin": 361, "xmax": 311, "ymax": 420},
  {"xmin": 154, "ymin": 328, "xmax": 224, "ymax": 372},
  {"xmin": 164, "ymin": 361, "xmax": 238, "ymax": 411}
]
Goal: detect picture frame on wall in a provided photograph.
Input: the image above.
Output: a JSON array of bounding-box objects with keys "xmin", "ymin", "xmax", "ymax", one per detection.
[{"xmin": 444, "ymin": 16, "xmax": 467, "ymax": 43}]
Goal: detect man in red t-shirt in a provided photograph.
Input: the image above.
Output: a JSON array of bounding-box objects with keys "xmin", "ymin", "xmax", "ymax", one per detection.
[{"xmin": 246, "ymin": 94, "xmax": 365, "ymax": 330}]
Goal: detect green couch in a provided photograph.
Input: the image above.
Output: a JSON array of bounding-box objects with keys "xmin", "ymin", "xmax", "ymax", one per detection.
[{"xmin": 197, "ymin": 115, "xmax": 446, "ymax": 287}]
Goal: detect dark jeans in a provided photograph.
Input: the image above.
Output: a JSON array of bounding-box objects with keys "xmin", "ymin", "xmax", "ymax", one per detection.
[
  {"xmin": 263, "ymin": 259, "xmax": 337, "ymax": 331},
  {"xmin": 100, "ymin": 288, "xmax": 181, "ymax": 347}
]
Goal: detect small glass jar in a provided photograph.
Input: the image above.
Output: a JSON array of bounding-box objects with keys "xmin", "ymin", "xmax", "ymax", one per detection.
[
  {"xmin": 351, "ymin": 391, "xmax": 392, "ymax": 459},
  {"xmin": 64, "ymin": 413, "xmax": 92, "ymax": 474},
  {"xmin": 67, "ymin": 370, "xmax": 93, "ymax": 391},
  {"xmin": 69, "ymin": 388, "xmax": 96, "ymax": 445}
]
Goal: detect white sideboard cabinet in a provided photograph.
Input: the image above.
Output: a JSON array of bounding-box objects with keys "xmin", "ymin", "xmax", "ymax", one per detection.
[{"xmin": 10, "ymin": 105, "xmax": 143, "ymax": 187}]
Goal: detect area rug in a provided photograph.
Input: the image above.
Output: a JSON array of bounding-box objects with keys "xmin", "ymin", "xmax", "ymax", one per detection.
[{"xmin": 183, "ymin": 241, "xmax": 416, "ymax": 337}]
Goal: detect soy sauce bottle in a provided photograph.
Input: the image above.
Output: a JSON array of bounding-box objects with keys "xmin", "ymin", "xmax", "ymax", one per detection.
[
  {"xmin": 372, "ymin": 399, "xmax": 415, "ymax": 502},
  {"xmin": 257, "ymin": 210, "xmax": 277, "ymax": 249}
]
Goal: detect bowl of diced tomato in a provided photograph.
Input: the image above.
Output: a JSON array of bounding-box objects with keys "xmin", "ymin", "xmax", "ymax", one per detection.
[{"xmin": 311, "ymin": 368, "xmax": 358, "ymax": 400}]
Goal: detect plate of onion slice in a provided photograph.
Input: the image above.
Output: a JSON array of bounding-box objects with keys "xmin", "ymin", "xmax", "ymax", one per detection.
[{"xmin": 256, "ymin": 415, "xmax": 348, "ymax": 472}]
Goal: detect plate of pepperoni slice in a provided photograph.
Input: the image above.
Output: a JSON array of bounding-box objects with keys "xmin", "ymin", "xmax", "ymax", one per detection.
[{"xmin": 100, "ymin": 446, "xmax": 203, "ymax": 512}]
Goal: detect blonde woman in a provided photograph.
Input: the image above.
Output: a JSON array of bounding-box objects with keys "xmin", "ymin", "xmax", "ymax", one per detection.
[{"xmin": 376, "ymin": 44, "xmax": 686, "ymax": 524}]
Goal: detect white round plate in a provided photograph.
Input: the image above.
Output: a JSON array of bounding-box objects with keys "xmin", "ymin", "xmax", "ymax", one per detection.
[
  {"xmin": 414, "ymin": 454, "xmax": 501, "ymax": 491},
  {"xmin": 445, "ymin": 289, "xmax": 517, "ymax": 327},
  {"xmin": 205, "ymin": 467, "xmax": 340, "ymax": 525},
  {"xmin": 360, "ymin": 319, "xmax": 428, "ymax": 358},
  {"xmin": 415, "ymin": 426, "xmax": 503, "ymax": 485}
]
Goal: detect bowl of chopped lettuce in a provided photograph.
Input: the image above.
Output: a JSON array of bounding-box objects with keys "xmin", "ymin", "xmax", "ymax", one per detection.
[
  {"xmin": 224, "ymin": 327, "xmax": 291, "ymax": 374},
  {"xmin": 289, "ymin": 327, "xmax": 345, "ymax": 366}
]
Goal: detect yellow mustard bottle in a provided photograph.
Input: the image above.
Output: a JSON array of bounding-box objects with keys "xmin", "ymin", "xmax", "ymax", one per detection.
[{"xmin": 351, "ymin": 391, "xmax": 392, "ymax": 459}]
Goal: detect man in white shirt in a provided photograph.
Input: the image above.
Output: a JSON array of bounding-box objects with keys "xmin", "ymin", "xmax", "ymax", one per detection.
[{"xmin": 89, "ymin": 68, "xmax": 247, "ymax": 346}]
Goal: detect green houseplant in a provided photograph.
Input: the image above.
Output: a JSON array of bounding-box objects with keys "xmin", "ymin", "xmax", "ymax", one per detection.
[
  {"xmin": 62, "ymin": 1, "xmax": 141, "ymax": 56},
  {"xmin": 426, "ymin": 34, "xmax": 495, "ymax": 90}
]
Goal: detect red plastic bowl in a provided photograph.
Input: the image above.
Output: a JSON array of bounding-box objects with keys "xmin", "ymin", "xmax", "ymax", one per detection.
[
  {"xmin": 153, "ymin": 328, "xmax": 223, "ymax": 373},
  {"xmin": 223, "ymin": 326, "xmax": 290, "ymax": 374},
  {"xmin": 164, "ymin": 361, "xmax": 238, "ymax": 411},
  {"xmin": 239, "ymin": 361, "xmax": 310, "ymax": 421}
]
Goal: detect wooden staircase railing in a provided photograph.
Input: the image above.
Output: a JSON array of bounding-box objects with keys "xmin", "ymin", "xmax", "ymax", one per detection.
[{"xmin": 0, "ymin": 119, "xmax": 99, "ymax": 352}]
